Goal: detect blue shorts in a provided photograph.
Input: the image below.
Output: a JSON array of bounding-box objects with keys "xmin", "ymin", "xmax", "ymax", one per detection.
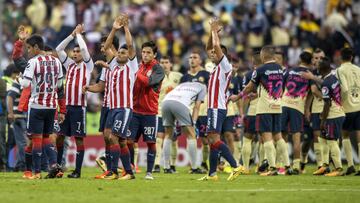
[
  {"xmin": 60, "ymin": 106, "xmax": 86, "ymax": 137},
  {"xmin": 99, "ymin": 107, "xmax": 111, "ymax": 132},
  {"xmin": 129, "ymin": 113, "xmax": 158, "ymax": 143},
  {"xmin": 281, "ymin": 107, "xmax": 304, "ymax": 133},
  {"xmin": 311, "ymin": 113, "xmax": 321, "ymax": 131},
  {"xmin": 222, "ymin": 116, "xmax": 236, "ymax": 133},
  {"xmin": 206, "ymin": 109, "xmax": 227, "ymax": 134},
  {"xmin": 157, "ymin": 117, "xmax": 165, "ymax": 133},
  {"xmin": 343, "ymin": 112, "xmax": 360, "ymax": 131},
  {"xmin": 27, "ymin": 108, "xmax": 56, "ymax": 135},
  {"xmin": 256, "ymin": 114, "xmax": 281, "ymax": 133},
  {"xmin": 108, "ymin": 108, "xmax": 133, "ymax": 138},
  {"xmin": 322, "ymin": 117, "xmax": 345, "ymax": 140},
  {"xmin": 244, "ymin": 115, "xmax": 256, "ymax": 134},
  {"xmin": 196, "ymin": 116, "xmax": 207, "ymax": 137}
]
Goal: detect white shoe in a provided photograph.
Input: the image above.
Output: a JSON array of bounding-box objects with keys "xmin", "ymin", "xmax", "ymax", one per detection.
[{"xmin": 145, "ymin": 172, "xmax": 154, "ymax": 180}]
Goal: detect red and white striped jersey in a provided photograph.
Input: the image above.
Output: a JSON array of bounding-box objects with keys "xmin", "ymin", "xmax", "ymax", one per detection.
[
  {"xmin": 208, "ymin": 55, "xmax": 232, "ymax": 109},
  {"xmin": 99, "ymin": 64, "xmax": 112, "ymax": 108},
  {"xmin": 62, "ymin": 57, "xmax": 94, "ymax": 106},
  {"xmin": 23, "ymin": 54, "xmax": 63, "ymax": 109},
  {"xmin": 109, "ymin": 57, "xmax": 139, "ymax": 109}
]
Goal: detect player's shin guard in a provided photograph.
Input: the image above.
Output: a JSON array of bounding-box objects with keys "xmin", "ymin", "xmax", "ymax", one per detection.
[
  {"xmin": 276, "ymin": 139, "xmax": 290, "ymax": 167},
  {"xmin": 25, "ymin": 146, "xmax": 33, "ymax": 171},
  {"xmin": 32, "ymin": 136, "xmax": 43, "ymax": 173},
  {"xmin": 314, "ymin": 142, "xmax": 323, "ymax": 167},
  {"xmin": 171, "ymin": 141, "xmax": 178, "ymax": 166},
  {"xmin": 147, "ymin": 143, "xmax": 156, "ymax": 173},
  {"xmin": 264, "ymin": 141, "xmax": 276, "ymax": 168},
  {"xmin": 187, "ymin": 138, "xmax": 197, "ymax": 169},
  {"xmin": 163, "ymin": 138, "xmax": 172, "ymax": 169},
  {"xmin": 75, "ymin": 141, "xmax": 85, "ymax": 173},
  {"xmin": 242, "ymin": 137, "xmax": 252, "ymax": 170},
  {"xmin": 110, "ymin": 144, "xmax": 120, "ymax": 174},
  {"xmin": 119, "ymin": 143, "xmax": 133, "ymax": 175},
  {"xmin": 155, "ymin": 137, "xmax": 163, "ymax": 166},
  {"xmin": 42, "ymin": 135, "xmax": 57, "ymax": 166},
  {"xmin": 328, "ymin": 140, "xmax": 342, "ymax": 169},
  {"xmin": 342, "ymin": 139, "xmax": 354, "ymax": 167}
]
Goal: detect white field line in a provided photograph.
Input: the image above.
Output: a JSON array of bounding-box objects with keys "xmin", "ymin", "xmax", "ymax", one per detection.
[{"xmin": 173, "ymin": 188, "xmax": 360, "ymax": 192}]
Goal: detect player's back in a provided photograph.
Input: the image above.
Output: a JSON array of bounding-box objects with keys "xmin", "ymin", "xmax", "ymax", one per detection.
[
  {"xmin": 322, "ymin": 74, "xmax": 345, "ymax": 119},
  {"xmin": 164, "ymin": 82, "xmax": 206, "ymax": 107},
  {"xmin": 25, "ymin": 54, "xmax": 63, "ymax": 109}
]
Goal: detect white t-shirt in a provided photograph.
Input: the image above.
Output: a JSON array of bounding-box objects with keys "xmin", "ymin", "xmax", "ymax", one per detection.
[{"xmin": 163, "ymin": 82, "xmax": 206, "ymax": 107}]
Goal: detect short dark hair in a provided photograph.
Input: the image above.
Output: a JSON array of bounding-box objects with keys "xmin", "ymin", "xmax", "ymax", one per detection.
[
  {"xmin": 25, "ymin": 34, "xmax": 44, "ymax": 50},
  {"xmin": 141, "ymin": 41, "xmax": 157, "ymax": 54},
  {"xmin": 340, "ymin": 47, "xmax": 354, "ymax": 61},
  {"xmin": 220, "ymin": 44, "xmax": 228, "ymax": 55},
  {"xmin": 299, "ymin": 51, "xmax": 313, "ymax": 65},
  {"xmin": 44, "ymin": 45, "xmax": 53, "ymax": 52},
  {"xmin": 160, "ymin": 56, "xmax": 171, "ymax": 61},
  {"xmin": 252, "ymin": 52, "xmax": 262, "ymax": 66},
  {"xmin": 261, "ymin": 45, "xmax": 276, "ymax": 60},
  {"xmin": 319, "ymin": 57, "xmax": 331, "ymax": 73},
  {"xmin": 4, "ymin": 64, "xmax": 19, "ymax": 76},
  {"xmin": 119, "ymin": 44, "xmax": 128, "ymax": 50},
  {"xmin": 313, "ymin": 48, "xmax": 324, "ymax": 54},
  {"xmin": 100, "ymin": 35, "xmax": 119, "ymax": 50}
]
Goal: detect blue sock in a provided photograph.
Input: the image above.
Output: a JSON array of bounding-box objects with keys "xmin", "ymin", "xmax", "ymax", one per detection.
[
  {"xmin": 146, "ymin": 143, "xmax": 156, "ymax": 173},
  {"xmin": 75, "ymin": 143, "xmax": 85, "ymax": 173},
  {"xmin": 105, "ymin": 146, "xmax": 112, "ymax": 171},
  {"xmin": 43, "ymin": 137, "xmax": 57, "ymax": 167},
  {"xmin": 127, "ymin": 143, "xmax": 134, "ymax": 166},
  {"xmin": 25, "ymin": 146, "xmax": 32, "ymax": 171},
  {"xmin": 120, "ymin": 145, "xmax": 133, "ymax": 174},
  {"xmin": 110, "ymin": 144, "xmax": 120, "ymax": 174},
  {"xmin": 209, "ymin": 145, "xmax": 220, "ymax": 176},
  {"xmin": 32, "ymin": 137, "xmax": 43, "ymax": 173},
  {"xmin": 56, "ymin": 142, "xmax": 64, "ymax": 165},
  {"xmin": 218, "ymin": 142, "xmax": 237, "ymax": 168}
]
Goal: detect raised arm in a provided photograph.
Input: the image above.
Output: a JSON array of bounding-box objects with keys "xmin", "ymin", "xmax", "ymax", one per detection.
[
  {"xmin": 56, "ymin": 34, "xmax": 74, "ymax": 63},
  {"xmin": 123, "ymin": 17, "xmax": 136, "ymax": 59},
  {"xmin": 104, "ymin": 17, "xmax": 123, "ymax": 57},
  {"xmin": 75, "ymin": 25, "xmax": 91, "ymax": 63}
]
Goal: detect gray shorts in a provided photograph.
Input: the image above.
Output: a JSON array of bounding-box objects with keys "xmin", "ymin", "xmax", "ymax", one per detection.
[{"xmin": 161, "ymin": 100, "xmax": 193, "ymax": 127}]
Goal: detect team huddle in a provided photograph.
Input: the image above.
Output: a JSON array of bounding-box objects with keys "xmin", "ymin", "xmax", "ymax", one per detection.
[{"xmin": 15, "ymin": 14, "xmax": 360, "ymax": 181}]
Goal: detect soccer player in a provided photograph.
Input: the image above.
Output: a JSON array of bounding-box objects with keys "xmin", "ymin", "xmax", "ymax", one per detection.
[
  {"xmin": 241, "ymin": 52, "xmax": 261, "ymax": 173},
  {"xmin": 281, "ymin": 51, "xmax": 313, "ymax": 174},
  {"xmin": 153, "ymin": 56, "xmax": 182, "ymax": 173},
  {"xmin": 129, "ymin": 40, "xmax": 165, "ymax": 180},
  {"xmin": 318, "ymin": 57, "xmax": 345, "ymax": 176},
  {"xmin": 162, "ymin": 82, "xmax": 206, "ymax": 173},
  {"xmin": 335, "ymin": 47, "xmax": 360, "ymax": 175},
  {"xmin": 55, "ymin": 24, "xmax": 94, "ymax": 178},
  {"xmin": 198, "ymin": 18, "xmax": 243, "ymax": 181},
  {"xmin": 242, "ymin": 45, "xmax": 284, "ymax": 176},
  {"xmin": 94, "ymin": 15, "xmax": 138, "ymax": 180},
  {"xmin": 19, "ymin": 34, "xmax": 63, "ymax": 179},
  {"xmin": 83, "ymin": 35, "xmax": 119, "ymax": 179},
  {"xmin": 181, "ymin": 50, "xmax": 210, "ymax": 172}
]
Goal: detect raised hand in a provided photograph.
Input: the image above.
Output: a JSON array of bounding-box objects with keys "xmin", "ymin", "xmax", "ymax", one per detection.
[
  {"xmin": 17, "ymin": 25, "xmax": 29, "ymax": 41},
  {"xmin": 113, "ymin": 16, "xmax": 124, "ymax": 30},
  {"xmin": 75, "ymin": 24, "xmax": 84, "ymax": 35},
  {"xmin": 209, "ymin": 17, "xmax": 222, "ymax": 33},
  {"xmin": 121, "ymin": 13, "xmax": 129, "ymax": 27},
  {"xmin": 94, "ymin": 60, "xmax": 109, "ymax": 68}
]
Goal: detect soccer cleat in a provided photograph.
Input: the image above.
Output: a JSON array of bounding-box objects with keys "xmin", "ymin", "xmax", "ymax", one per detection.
[
  {"xmin": 132, "ymin": 164, "xmax": 141, "ymax": 174},
  {"xmin": 189, "ymin": 168, "xmax": 207, "ymax": 174},
  {"xmin": 170, "ymin": 165, "xmax": 177, "ymax": 173},
  {"xmin": 145, "ymin": 172, "xmax": 154, "ymax": 180},
  {"xmin": 343, "ymin": 165, "xmax": 356, "ymax": 176},
  {"xmin": 201, "ymin": 162, "xmax": 209, "ymax": 171},
  {"xmin": 242, "ymin": 169, "xmax": 250, "ymax": 175},
  {"xmin": 27, "ymin": 173, "xmax": 41, "ymax": 180},
  {"xmin": 300, "ymin": 162, "xmax": 306, "ymax": 174},
  {"xmin": 104, "ymin": 172, "xmax": 119, "ymax": 180},
  {"xmin": 95, "ymin": 170, "xmax": 111, "ymax": 179},
  {"xmin": 325, "ymin": 168, "xmax": 343, "ymax": 177},
  {"xmin": 354, "ymin": 171, "xmax": 360, "ymax": 176},
  {"xmin": 278, "ymin": 167, "xmax": 286, "ymax": 175},
  {"xmin": 197, "ymin": 175, "xmax": 219, "ymax": 181},
  {"xmin": 313, "ymin": 165, "xmax": 330, "ymax": 175},
  {"xmin": 153, "ymin": 165, "xmax": 161, "ymax": 173},
  {"xmin": 284, "ymin": 166, "xmax": 293, "ymax": 175},
  {"xmin": 260, "ymin": 167, "xmax": 278, "ymax": 176},
  {"xmin": 22, "ymin": 171, "xmax": 32, "ymax": 179},
  {"xmin": 227, "ymin": 165, "xmax": 244, "ymax": 181},
  {"xmin": 258, "ymin": 159, "xmax": 269, "ymax": 173},
  {"xmin": 292, "ymin": 169, "xmax": 300, "ymax": 175},
  {"xmin": 164, "ymin": 168, "xmax": 174, "ymax": 174},
  {"xmin": 119, "ymin": 173, "xmax": 135, "ymax": 180},
  {"xmin": 67, "ymin": 171, "xmax": 81, "ymax": 178},
  {"xmin": 45, "ymin": 164, "xmax": 62, "ymax": 179},
  {"xmin": 95, "ymin": 156, "xmax": 107, "ymax": 172}
]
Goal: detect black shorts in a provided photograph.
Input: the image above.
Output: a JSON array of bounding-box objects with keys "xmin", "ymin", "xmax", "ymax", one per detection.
[
  {"xmin": 311, "ymin": 113, "xmax": 321, "ymax": 131},
  {"xmin": 343, "ymin": 111, "xmax": 360, "ymax": 131},
  {"xmin": 256, "ymin": 114, "xmax": 281, "ymax": 133},
  {"xmin": 27, "ymin": 108, "xmax": 56, "ymax": 135},
  {"xmin": 222, "ymin": 116, "xmax": 236, "ymax": 133},
  {"xmin": 99, "ymin": 107, "xmax": 111, "ymax": 132},
  {"xmin": 60, "ymin": 106, "xmax": 86, "ymax": 137},
  {"xmin": 244, "ymin": 115, "xmax": 256, "ymax": 134},
  {"xmin": 129, "ymin": 113, "xmax": 158, "ymax": 143},
  {"xmin": 196, "ymin": 116, "xmax": 207, "ymax": 137},
  {"xmin": 322, "ymin": 117, "xmax": 345, "ymax": 140},
  {"xmin": 281, "ymin": 107, "xmax": 304, "ymax": 133}
]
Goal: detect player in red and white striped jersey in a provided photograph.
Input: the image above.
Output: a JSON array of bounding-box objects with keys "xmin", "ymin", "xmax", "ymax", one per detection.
[
  {"xmin": 55, "ymin": 24, "xmax": 94, "ymax": 178},
  {"xmin": 83, "ymin": 35, "xmax": 119, "ymax": 179},
  {"xmin": 198, "ymin": 18, "xmax": 243, "ymax": 181},
  {"xmin": 19, "ymin": 34, "xmax": 64, "ymax": 179}
]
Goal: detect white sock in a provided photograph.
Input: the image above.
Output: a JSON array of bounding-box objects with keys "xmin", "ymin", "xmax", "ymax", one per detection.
[
  {"xmin": 163, "ymin": 138, "xmax": 172, "ymax": 169},
  {"xmin": 187, "ymin": 138, "xmax": 197, "ymax": 169}
]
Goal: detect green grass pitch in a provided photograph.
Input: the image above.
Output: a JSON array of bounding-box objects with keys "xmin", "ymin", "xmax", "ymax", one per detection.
[{"xmin": 1, "ymin": 166, "xmax": 360, "ymax": 203}]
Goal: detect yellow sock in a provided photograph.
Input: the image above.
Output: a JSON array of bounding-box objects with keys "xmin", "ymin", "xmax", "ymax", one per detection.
[
  {"xmin": 313, "ymin": 142, "xmax": 323, "ymax": 167},
  {"xmin": 202, "ymin": 144, "xmax": 209, "ymax": 163},
  {"xmin": 276, "ymin": 139, "xmax": 289, "ymax": 167},
  {"xmin": 134, "ymin": 147, "xmax": 139, "ymax": 166},
  {"xmin": 319, "ymin": 137, "xmax": 329, "ymax": 165},
  {"xmin": 155, "ymin": 137, "xmax": 163, "ymax": 166},
  {"xmin": 342, "ymin": 139, "xmax": 354, "ymax": 167},
  {"xmin": 300, "ymin": 151, "xmax": 308, "ymax": 164},
  {"xmin": 328, "ymin": 140, "xmax": 342, "ymax": 169},
  {"xmin": 170, "ymin": 141, "xmax": 178, "ymax": 166},
  {"xmin": 293, "ymin": 159, "xmax": 301, "ymax": 170},
  {"xmin": 264, "ymin": 141, "xmax": 276, "ymax": 168},
  {"xmin": 259, "ymin": 143, "xmax": 265, "ymax": 163},
  {"xmin": 233, "ymin": 141, "xmax": 241, "ymax": 163},
  {"xmin": 242, "ymin": 137, "xmax": 252, "ymax": 170}
]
